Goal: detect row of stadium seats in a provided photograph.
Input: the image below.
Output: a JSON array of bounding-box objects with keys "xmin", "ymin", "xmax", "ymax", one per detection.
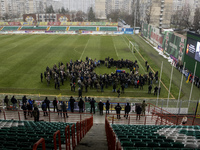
[
  {"xmin": 0, "ymin": 120, "xmax": 75, "ymax": 150},
  {"xmin": 0, "ymin": 26, "xmax": 118, "ymax": 31},
  {"xmin": 112, "ymin": 124, "xmax": 200, "ymax": 149}
]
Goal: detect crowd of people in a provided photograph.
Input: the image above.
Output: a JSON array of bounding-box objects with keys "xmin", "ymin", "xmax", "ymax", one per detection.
[
  {"xmin": 3, "ymin": 95, "xmax": 149, "ymax": 121},
  {"xmin": 42, "ymin": 57, "xmax": 161, "ymax": 97}
]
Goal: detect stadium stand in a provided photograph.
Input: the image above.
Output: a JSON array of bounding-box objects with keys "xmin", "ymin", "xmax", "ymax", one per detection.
[
  {"xmin": 1, "ymin": 26, "xmax": 19, "ymax": 31},
  {"xmin": 49, "ymin": 26, "xmax": 66, "ymax": 31},
  {"xmin": 0, "ymin": 120, "xmax": 74, "ymax": 150},
  {"xmin": 100, "ymin": 27, "xmax": 118, "ymax": 31},
  {"xmin": 69, "ymin": 26, "xmax": 96, "ymax": 31},
  {"xmin": 21, "ymin": 26, "xmax": 47, "ymax": 30}
]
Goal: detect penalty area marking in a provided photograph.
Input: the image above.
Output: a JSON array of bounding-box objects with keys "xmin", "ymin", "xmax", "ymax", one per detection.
[{"xmin": 73, "ymin": 46, "xmax": 82, "ymax": 54}]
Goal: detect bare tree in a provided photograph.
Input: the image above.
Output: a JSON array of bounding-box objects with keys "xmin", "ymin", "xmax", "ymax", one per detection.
[
  {"xmin": 193, "ymin": 7, "xmax": 200, "ymax": 33},
  {"xmin": 76, "ymin": 11, "xmax": 86, "ymax": 22},
  {"xmin": 171, "ymin": 4, "xmax": 191, "ymax": 29},
  {"xmin": 145, "ymin": 3, "xmax": 152, "ymax": 24},
  {"xmin": 107, "ymin": 10, "xmax": 120, "ymax": 22}
]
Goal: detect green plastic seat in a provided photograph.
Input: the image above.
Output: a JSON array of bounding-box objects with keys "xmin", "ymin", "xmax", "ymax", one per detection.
[
  {"xmin": 121, "ymin": 141, "xmax": 133, "ymax": 147},
  {"xmin": 134, "ymin": 141, "xmax": 147, "ymax": 147},
  {"xmin": 160, "ymin": 142, "xmax": 172, "ymax": 147}
]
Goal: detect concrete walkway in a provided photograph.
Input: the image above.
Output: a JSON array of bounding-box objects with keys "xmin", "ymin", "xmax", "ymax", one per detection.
[{"xmin": 75, "ymin": 114, "xmax": 108, "ymax": 150}]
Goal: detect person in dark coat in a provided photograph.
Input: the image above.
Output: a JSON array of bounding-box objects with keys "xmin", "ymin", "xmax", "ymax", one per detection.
[
  {"xmin": 78, "ymin": 88, "xmax": 82, "ymax": 99},
  {"xmin": 33, "ymin": 107, "xmax": 39, "ymax": 122},
  {"xmin": 44, "ymin": 97, "xmax": 50, "ymax": 111},
  {"xmin": 62, "ymin": 102, "xmax": 68, "ymax": 118},
  {"xmin": 22, "ymin": 95, "xmax": 27, "ymax": 104},
  {"xmin": 27, "ymin": 102, "xmax": 32, "ymax": 117},
  {"xmin": 69, "ymin": 96, "xmax": 75, "ymax": 112},
  {"xmin": 53, "ymin": 98, "xmax": 57, "ymax": 112},
  {"xmin": 115, "ymin": 103, "xmax": 122, "ymax": 119},
  {"xmin": 117, "ymin": 88, "xmax": 120, "ymax": 97},
  {"xmin": 98, "ymin": 100, "xmax": 104, "ymax": 115},
  {"xmin": 148, "ymin": 85, "xmax": 152, "ymax": 94},
  {"xmin": 136, "ymin": 105, "xmax": 142, "ymax": 120},
  {"xmin": 113, "ymin": 83, "xmax": 116, "ymax": 92},
  {"xmin": 11, "ymin": 96, "xmax": 17, "ymax": 110},
  {"xmin": 78, "ymin": 98, "xmax": 84, "ymax": 113},
  {"xmin": 90, "ymin": 98, "xmax": 96, "ymax": 114},
  {"xmin": 124, "ymin": 103, "xmax": 131, "ymax": 119},
  {"xmin": 105, "ymin": 100, "xmax": 110, "ymax": 114},
  {"xmin": 42, "ymin": 102, "xmax": 48, "ymax": 116},
  {"xmin": 4, "ymin": 95, "xmax": 9, "ymax": 110},
  {"xmin": 121, "ymin": 83, "xmax": 125, "ymax": 94},
  {"xmin": 21, "ymin": 103, "xmax": 27, "ymax": 119},
  {"xmin": 154, "ymin": 86, "xmax": 158, "ymax": 95},
  {"xmin": 41, "ymin": 73, "xmax": 43, "ymax": 82}
]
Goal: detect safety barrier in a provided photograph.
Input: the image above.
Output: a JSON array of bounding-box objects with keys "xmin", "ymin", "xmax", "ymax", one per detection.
[
  {"xmin": 105, "ymin": 116, "xmax": 116, "ymax": 150},
  {"xmin": 71, "ymin": 124, "xmax": 76, "ymax": 150},
  {"xmin": 0, "ymin": 109, "xmax": 92, "ymax": 123},
  {"xmin": 32, "ymin": 138, "xmax": 46, "ymax": 150},
  {"xmin": 65, "ymin": 125, "xmax": 71, "ymax": 150},
  {"xmin": 53, "ymin": 130, "xmax": 61, "ymax": 150},
  {"xmin": 76, "ymin": 122, "xmax": 80, "ymax": 144}
]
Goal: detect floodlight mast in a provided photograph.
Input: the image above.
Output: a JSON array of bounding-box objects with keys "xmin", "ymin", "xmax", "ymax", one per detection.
[{"xmin": 133, "ymin": 0, "xmax": 137, "ymax": 35}]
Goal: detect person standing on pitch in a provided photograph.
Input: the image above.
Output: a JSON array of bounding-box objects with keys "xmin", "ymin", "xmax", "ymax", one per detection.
[
  {"xmin": 98, "ymin": 100, "xmax": 104, "ymax": 115},
  {"xmin": 141, "ymin": 100, "xmax": 147, "ymax": 116},
  {"xmin": 115, "ymin": 103, "xmax": 122, "ymax": 119},
  {"xmin": 117, "ymin": 88, "xmax": 121, "ymax": 97}
]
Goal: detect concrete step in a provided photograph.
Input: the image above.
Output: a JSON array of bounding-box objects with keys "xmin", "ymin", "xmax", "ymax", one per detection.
[{"xmin": 75, "ymin": 123, "xmax": 108, "ymax": 150}]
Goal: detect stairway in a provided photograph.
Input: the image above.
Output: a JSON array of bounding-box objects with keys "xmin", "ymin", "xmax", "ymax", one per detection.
[{"xmin": 75, "ymin": 123, "xmax": 108, "ymax": 150}]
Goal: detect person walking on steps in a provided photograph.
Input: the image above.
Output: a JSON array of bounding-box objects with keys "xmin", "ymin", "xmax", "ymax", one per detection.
[
  {"xmin": 141, "ymin": 100, "xmax": 147, "ymax": 116},
  {"xmin": 136, "ymin": 105, "xmax": 142, "ymax": 120},
  {"xmin": 21, "ymin": 103, "xmax": 27, "ymax": 119}
]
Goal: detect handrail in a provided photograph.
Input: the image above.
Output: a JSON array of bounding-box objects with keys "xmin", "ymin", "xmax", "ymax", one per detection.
[
  {"xmin": 33, "ymin": 138, "xmax": 46, "ymax": 150},
  {"xmin": 76, "ymin": 121, "xmax": 80, "ymax": 144},
  {"xmin": 65, "ymin": 125, "xmax": 71, "ymax": 150},
  {"xmin": 53, "ymin": 130, "xmax": 61, "ymax": 150},
  {"xmin": 71, "ymin": 124, "xmax": 76, "ymax": 150}
]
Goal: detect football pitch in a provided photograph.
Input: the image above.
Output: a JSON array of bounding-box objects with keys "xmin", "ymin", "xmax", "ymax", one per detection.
[{"xmin": 0, "ymin": 34, "xmax": 198, "ymax": 101}]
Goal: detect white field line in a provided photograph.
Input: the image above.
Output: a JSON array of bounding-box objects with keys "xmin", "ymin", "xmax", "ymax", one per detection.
[
  {"xmin": 79, "ymin": 38, "xmax": 90, "ymax": 60},
  {"xmin": 112, "ymin": 37, "xmax": 119, "ymax": 58}
]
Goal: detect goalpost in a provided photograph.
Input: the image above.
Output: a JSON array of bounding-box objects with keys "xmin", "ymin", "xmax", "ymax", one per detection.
[{"xmin": 129, "ymin": 41, "xmax": 139, "ymax": 53}]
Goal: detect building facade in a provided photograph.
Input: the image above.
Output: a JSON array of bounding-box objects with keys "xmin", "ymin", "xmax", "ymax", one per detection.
[{"xmin": 105, "ymin": 0, "xmax": 133, "ymax": 15}]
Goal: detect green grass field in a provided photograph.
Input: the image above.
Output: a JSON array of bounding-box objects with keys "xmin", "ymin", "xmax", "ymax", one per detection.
[{"xmin": 0, "ymin": 34, "xmax": 199, "ymax": 103}]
